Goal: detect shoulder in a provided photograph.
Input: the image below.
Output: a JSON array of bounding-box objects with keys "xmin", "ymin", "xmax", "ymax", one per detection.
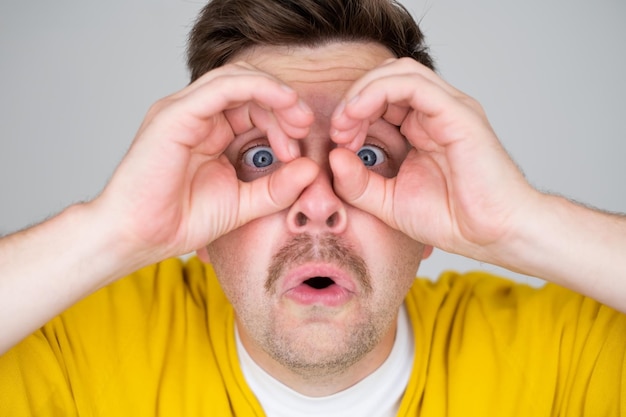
[
  {"xmin": 40, "ymin": 256, "xmax": 220, "ymax": 345},
  {"xmin": 406, "ymin": 270, "xmax": 626, "ymax": 339},
  {"xmin": 409, "ymin": 270, "xmax": 585, "ymax": 311},
  {"xmin": 404, "ymin": 271, "xmax": 626, "ymax": 415}
]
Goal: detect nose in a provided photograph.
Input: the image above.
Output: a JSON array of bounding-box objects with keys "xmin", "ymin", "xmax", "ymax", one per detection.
[{"xmin": 286, "ymin": 167, "xmax": 348, "ymax": 235}]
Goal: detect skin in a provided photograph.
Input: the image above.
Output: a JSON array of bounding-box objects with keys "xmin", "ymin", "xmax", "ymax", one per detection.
[
  {"xmin": 2, "ymin": 38, "xmax": 626, "ymax": 405},
  {"xmin": 201, "ymin": 43, "xmax": 432, "ymax": 396}
]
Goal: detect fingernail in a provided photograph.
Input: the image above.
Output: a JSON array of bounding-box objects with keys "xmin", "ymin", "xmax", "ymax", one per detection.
[
  {"xmin": 332, "ymin": 100, "xmax": 346, "ymax": 119},
  {"xmin": 298, "ymin": 99, "xmax": 312, "ymax": 114},
  {"xmin": 288, "ymin": 141, "xmax": 300, "ymax": 159},
  {"xmin": 281, "ymin": 83, "xmax": 295, "ymax": 93}
]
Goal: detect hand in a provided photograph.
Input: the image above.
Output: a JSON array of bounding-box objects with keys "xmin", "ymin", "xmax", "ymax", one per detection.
[
  {"xmin": 91, "ymin": 62, "xmax": 319, "ymax": 265},
  {"xmin": 329, "ymin": 58, "xmax": 539, "ymax": 262}
]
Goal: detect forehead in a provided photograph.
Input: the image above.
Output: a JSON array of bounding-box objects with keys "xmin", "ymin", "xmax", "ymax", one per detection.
[{"xmin": 234, "ymin": 42, "xmax": 395, "ymax": 86}]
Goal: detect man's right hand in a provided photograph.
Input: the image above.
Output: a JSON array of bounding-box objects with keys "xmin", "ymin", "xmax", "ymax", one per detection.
[
  {"xmin": 92, "ymin": 62, "xmax": 319, "ymax": 267},
  {"xmin": 0, "ymin": 63, "xmax": 319, "ymax": 353}
]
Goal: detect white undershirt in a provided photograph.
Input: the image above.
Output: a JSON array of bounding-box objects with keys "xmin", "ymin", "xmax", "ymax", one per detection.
[{"xmin": 235, "ymin": 305, "xmax": 414, "ymax": 417}]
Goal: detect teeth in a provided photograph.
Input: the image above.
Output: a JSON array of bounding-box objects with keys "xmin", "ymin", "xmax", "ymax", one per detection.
[{"xmin": 303, "ymin": 277, "xmax": 335, "ymax": 289}]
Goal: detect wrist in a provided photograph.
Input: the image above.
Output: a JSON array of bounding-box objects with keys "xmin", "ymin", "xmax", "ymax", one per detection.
[
  {"xmin": 485, "ymin": 191, "xmax": 620, "ymax": 294},
  {"xmin": 75, "ymin": 199, "xmax": 161, "ymax": 287},
  {"xmin": 473, "ymin": 190, "xmax": 559, "ymax": 278},
  {"xmin": 0, "ymin": 201, "xmax": 152, "ymax": 352}
]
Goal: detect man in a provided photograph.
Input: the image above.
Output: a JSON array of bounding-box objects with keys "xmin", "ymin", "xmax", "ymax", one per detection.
[{"xmin": 1, "ymin": 0, "xmax": 624, "ymax": 415}]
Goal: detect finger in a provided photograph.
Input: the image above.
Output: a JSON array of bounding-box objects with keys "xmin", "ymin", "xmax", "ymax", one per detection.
[
  {"xmin": 224, "ymin": 103, "xmax": 311, "ymax": 163},
  {"xmin": 343, "ymin": 57, "xmax": 462, "ymax": 103},
  {"xmin": 169, "ymin": 61, "xmax": 271, "ymax": 99},
  {"xmin": 330, "ymin": 57, "xmax": 476, "ymax": 150},
  {"xmin": 334, "ymin": 72, "xmax": 482, "ymax": 150},
  {"xmin": 185, "ymin": 156, "xmax": 319, "ymax": 246},
  {"xmin": 238, "ymin": 157, "xmax": 320, "ymax": 225},
  {"xmin": 226, "ymin": 95, "xmax": 314, "ymax": 138},
  {"xmin": 330, "ymin": 119, "xmax": 369, "ymax": 151},
  {"xmin": 248, "ymin": 102, "xmax": 313, "ymax": 161},
  {"xmin": 330, "ymin": 148, "xmax": 397, "ymax": 229},
  {"xmin": 178, "ymin": 62, "xmax": 315, "ymax": 141},
  {"xmin": 225, "ymin": 104, "xmax": 296, "ymax": 161},
  {"xmin": 346, "ymin": 74, "xmax": 454, "ymax": 119},
  {"xmin": 149, "ymin": 73, "xmax": 304, "ymax": 156},
  {"xmin": 329, "ymin": 58, "xmax": 453, "ymax": 134},
  {"xmin": 273, "ymin": 99, "xmax": 314, "ymax": 139}
]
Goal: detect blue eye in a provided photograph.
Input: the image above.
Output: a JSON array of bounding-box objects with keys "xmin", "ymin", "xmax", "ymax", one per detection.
[
  {"xmin": 243, "ymin": 146, "xmax": 275, "ymax": 168},
  {"xmin": 357, "ymin": 145, "xmax": 385, "ymax": 167}
]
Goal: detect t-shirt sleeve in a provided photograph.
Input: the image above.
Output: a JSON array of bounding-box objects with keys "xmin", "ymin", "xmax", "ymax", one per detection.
[
  {"xmin": 0, "ymin": 259, "xmax": 188, "ymax": 416},
  {"xmin": 441, "ymin": 272, "xmax": 626, "ymax": 416},
  {"xmin": 0, "ymin": 327, "xmax": 79, "ymax": 416}
]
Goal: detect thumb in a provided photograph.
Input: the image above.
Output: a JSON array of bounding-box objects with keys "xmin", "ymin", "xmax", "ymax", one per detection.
[
  {"xmin": 330, "ymin": 148, "xmax": 397, "ymax": 229},
  {"xmin": 238, "ymin": 157, "xmax": 319, "ymax": 225}
]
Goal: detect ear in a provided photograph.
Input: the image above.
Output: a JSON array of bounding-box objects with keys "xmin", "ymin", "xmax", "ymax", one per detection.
[
  {"xmin": 421, "ymin": 245, "xmax": 434, "ymax": 260},
  {"xmin": 196, "ymin": 247, "xmax": 211, "ymax": 263}
]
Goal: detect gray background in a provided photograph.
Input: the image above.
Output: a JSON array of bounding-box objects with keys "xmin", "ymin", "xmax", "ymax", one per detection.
[{"xmin": 1, "ymin": 1, "xmax": 624, "ymax": 285}]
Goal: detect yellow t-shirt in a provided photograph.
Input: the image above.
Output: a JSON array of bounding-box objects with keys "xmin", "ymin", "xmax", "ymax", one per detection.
[{"xmin": 1, "ymin": 257, "xmax": 624, "ymax": 416}]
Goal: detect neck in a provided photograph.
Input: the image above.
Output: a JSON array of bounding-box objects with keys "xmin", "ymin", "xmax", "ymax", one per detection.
[{"xmin": 236, "ymin": 318, "xmax": 398, "ymax": 397}]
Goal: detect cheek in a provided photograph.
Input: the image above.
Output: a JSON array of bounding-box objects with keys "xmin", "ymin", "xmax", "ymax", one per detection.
[
  {"xmin": 207, "ymin": 216, "xmax": 280, "ymax": 265},
  {"xmin": 385, "ymin": 234, "xmax": 423, "ymax": 282},
  {"xmin": 206, "ymin": 221, "xmax": 277, "ymax": 303},
  {"xmin": 361, "ymin": 224, "xmax": 424, "ymax": 292}
]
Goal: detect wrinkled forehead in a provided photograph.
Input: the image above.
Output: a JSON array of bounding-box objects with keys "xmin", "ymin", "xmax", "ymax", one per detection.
[
  {"xmin": 233, "ymin": 42, "xmax": 393, "ymax": 84},
  {"xmin": 232, "ymin": 42, "xmax": 394, "ymax": 115}
]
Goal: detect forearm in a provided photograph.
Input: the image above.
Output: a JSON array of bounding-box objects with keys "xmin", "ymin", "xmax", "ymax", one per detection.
[
  {"xmin": 493, "ymin": 193, "xmax": 626, "ymax": 312},
  {"xmin": 326, "ymin": 57, "xmax": 626, "ymax": 311},
  {"xmin": 0, "ymin": 203, "xmax": 145, "ymax": 354}
]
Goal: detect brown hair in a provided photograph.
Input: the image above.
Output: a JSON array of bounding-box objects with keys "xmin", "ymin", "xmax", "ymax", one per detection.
[{"xmin": 186, "ymin": 0, "xmax": 434, "ymax": 82}]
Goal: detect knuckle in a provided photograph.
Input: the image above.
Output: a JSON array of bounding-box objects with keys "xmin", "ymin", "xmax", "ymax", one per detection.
[
  {"xmin": 462, "ymin": 96, "xmax": 487, "ymax": 116},
  {"xmin": 146, "ymin": 97, "xmax": 172, "ymax": 119},
  {"xmin": 396, "ymin": 56, "xmax": 421, "ymax": 71}
]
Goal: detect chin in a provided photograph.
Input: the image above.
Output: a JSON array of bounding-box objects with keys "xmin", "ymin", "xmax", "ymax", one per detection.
[{"xmin": 257, "ymin": 315, "xmax": 386, "ymax": 376}]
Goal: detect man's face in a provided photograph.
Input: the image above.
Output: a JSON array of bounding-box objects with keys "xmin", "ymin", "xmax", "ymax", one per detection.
[{"xmin": 204, "ymin": 42, "xmax": 431, "ymax": 379}]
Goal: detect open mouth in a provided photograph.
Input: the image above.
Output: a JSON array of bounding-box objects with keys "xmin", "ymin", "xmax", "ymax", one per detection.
[
  {"xmin": 281, "ymin": 265, "xmax": 356, "ymax": 307},
  {"xmin": 303, "ymin": 276, "xmax": 335, "ymax": 290}
]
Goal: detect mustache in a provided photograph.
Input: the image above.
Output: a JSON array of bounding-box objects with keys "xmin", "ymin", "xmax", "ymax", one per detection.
[{"xmin": 265, "ymin": 233, "xmax": 372, "ymax": 294}]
